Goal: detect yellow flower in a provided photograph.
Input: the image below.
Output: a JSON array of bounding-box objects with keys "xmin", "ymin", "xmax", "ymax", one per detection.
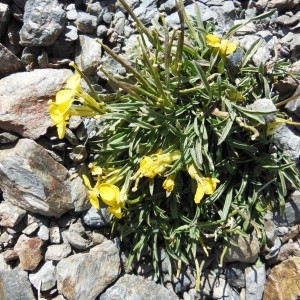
[
  {"xmin": 82, "ymin": 174, "xmax": 101, "ymax": 210},
  {"xmin": 206, "ymin": 34, "xmax": 237, "ymax": 57},
  {"xmin": 98, "ymin": 183, "xmax": 123, "ymax": 219},
  {"xmin": 140, "ymin": 156, "xmax": 157, "ymax": 178},
  {"xmin": 194, "ymin": 177, "xmax": 220, "ymax": 204},
  {"xmin": 48, "ymin": 73, "xmax": 83, "ymax": 139},
  {"xmin": 65, "ymin": 73, "xmax": 83, "ymax": 93},
  {"xmin": 139, "ymin": 151, "xmax": 181, "ymax": 179},
  {"xmin": 188, "ymin": 164, "xmax": 220, "ymax": 204},
  {"xmin": 48, "ymin": 101, "xmax": 70, "ymax": 139},
  {"xmin": 55, "ymin": 90, "xmax": 76, "ymax": 114},
  {"xmin": 82, "ymin": 176, "xmax": 123, "ymax": 219},
  {"xmin": 162, "ymin": 176, "xmax": 175, "ymax": 192}
]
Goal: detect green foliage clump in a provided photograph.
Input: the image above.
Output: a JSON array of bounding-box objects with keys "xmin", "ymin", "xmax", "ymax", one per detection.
[{"xmin": 49, "ymin": 0, "xmax": 300, "ymax": 286}]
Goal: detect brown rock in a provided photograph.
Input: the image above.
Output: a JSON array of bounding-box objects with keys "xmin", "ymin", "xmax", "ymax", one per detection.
[
  {"xmin": 268, "ymin": 0, "xmax": 300, "ymax": 12},
  {"xmin": 14, "ymin": 234, "xmax": 44, "ymax": 271},
  {"xmin": 263, "ymin": 256, "xmax": 300, "ymax": 300},
  {"xmin": 0, "ymin": 139, "xmax": 74, "ymax": 217},
  {"xmin": 0, "ymin": 68, "xmax": 72, "ymax": 139},
  {"xmin": 224, "ymin": 234, "xmax": 260, "ymax": 263},
  {"xmin": 0, "ymin": 43, "xmax": 24, "ymax": 77},
  {"xmin": 0, "ymin": 202, "xmax": 26, "ymax": 227}
]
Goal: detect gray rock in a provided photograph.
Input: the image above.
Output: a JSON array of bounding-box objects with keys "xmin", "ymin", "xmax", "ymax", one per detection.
[
  {"xmin": 0, "ymin": 139, "xmax": 74, "ymax": 217},
  {"xmin": 64, "ymin": 25, "xmax": 78, "ymax": 42},
  {"xmin": 67, "ymin": 9, "xmax": 78, "ymax": 21},
  {"xmin": 37, "ymin": 225, "xmax": 50, "ymax": 241},
  {"xmin": 100, "ymin": 274, "xmax": 179, "ymax": 300},
  {"xmin": 0, "ymin": 202, "xmax": 26, "ymax": 227},
  {"xmin": 97, "ymin": 24, "xmax": 109, "ymax": 37},
  {"xmin": 75, "ymin": 35, "xmax": 102, "ymax": 74},
  {"xmin": 0, "ymin": 131, "xmax": 19, "ymax": 144},
  {"xmin": 45, "ymin": 243, "xmax": 72, "ymax": 261},
  {"xmin": 198, "ymin": 271, "xmax": 240, "ymax": 300},
  {"xmin": 0, "ymin": 253, "xmax": 11, "ymax": 272},
  {"xmin": 225, "ymin": 262, "xmax": 247, "ymax": 289},
  {"xmin": 20, "ymin": 0, "xmax": 66, "ymax": 46},
  {"xmin": 75, "ymin": 12, "xmax": 98, "ymax": 34},
  {"xmin": 82, "ymin": 206, "xmax": 111, "ymax": 228},
  {"xmin": 22, "ymin": 222, "xmax": 39, "ymax": 235},
  {"xmin": 0, "ymin": 268, "xmax": 35, "ymax": 300},
  {"xmin": 165, "ymin": 3, "xmax": 217, "ymax": 28},
  {"xmin": 273, "ymin": 190, "xmax": 300, "ymax": 226},
  {"xmin": 0, "ymin": 43, "xmax": 24, "ymax": 77},
  {"xmin": 70, "ymin": 176, "xmax": 91, "ymax": 212},
  {"xmin": 250, "ymin": 98, "xmax": 277, "ymax": 123},
  {"xmin": 273, "ymin": 124, "xmax": 300, "ymax": 160},
  {"xmin": 264, "ymin": 218, "xmax": 278, "ymax": 247},
  {"xmin": 245, "ymin": 263, "xmax": 266, "ymax": 300},
  {"xmin": 29, "ymin": 261, "xmax": 56, "ymax": 291},
  {"xmin": 49, "ymin": 222, "xmax": 61, "ymax": 244},
  {"xmin": 62, "ymin": 230, "xmax": 90, "ymax": 250},
  {"xmin": 285, "ymin": 86, "xmax": 300, "ymax": 118},
  {"xmin": 225, "ymin": 234, "xmax": 260, "ymax": 263},
  {"xmin": 103, "ymin": 12, "xmax": 114, "ymax": 24},
  {"xmin": 289, "ymin": 33, "xmax": 300, "ymax": 62},
  {"xmin": 0, "ymin": 3, "xmax": 10, "ymax": 39},
  {"xmin": 113, "ymin": 10, "xmax": 127, "ymax": 35},
  {"xmin": 268, "ymin": 0, "xmax": 300, "ymax": 12},
  {"xmin": 56, "ymin": 240, "xmax": 121, "ymax": 300},
  {"xmin": 70, "ymin": 145, "xmax": 88, "ymax": 163},
  {"xmin": 0, "ymin": 68, "xmax": 73, "ymax": 139}
]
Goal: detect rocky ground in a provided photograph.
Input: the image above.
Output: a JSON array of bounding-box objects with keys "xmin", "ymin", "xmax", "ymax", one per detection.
[{"xmin": 1, "ymin": 0, "xmax": 300, "ymax": 299}]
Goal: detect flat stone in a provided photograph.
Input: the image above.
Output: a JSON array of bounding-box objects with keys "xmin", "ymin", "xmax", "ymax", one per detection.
[
  {"xmin": 29, "ymin": 261, "xmax": 56, "ymax": 291},
  {"xmin": 20, "ymin": 0, "xmax": 66, "ymax": 46},
  {"xmin": 273, "ymin": 190, "xmax": 300, "ymax": 225},
  {"xmin": 56, "ymin": 240, "xmax": 121, "ymax": 300},
  {"xmin": 0, "ymin": 268, "xmax": 35, "ymax": 300},
  {"xmin": 263, "ymin": 257, "xmax": 300, "ymax": 300},
  {"xmin": 272, "ymin": 125, "xmax": 300, "ymax": 160},
  {"xmin": 0, "ymin": 43, "xmax": 24, "ymax": 78},
  {"xmin": 0, "ymin": 202, "xmax": 26, "ymax": 227},
  {"xmin": 268, "ymin": 0, "xmax": 300, "ymax": 12},
  {"xmin": 0, "ymin": 139, "xmax": 74, "ymax": 217},
  {"xmin": 14, "ymin": 234, "xmax": 44, "ymax": 271},
  {"xmin": 45, "ymin": 243, "xmax": 72, "ymax": 261},
  {"xmin": 0, "ymin": 68, "xmax": 72, "ymax": 139},
  {"xmin": 75, "ymin": 35, "xmax": 102, "ymax": 74},
  {"xmin": 100, "ymin": 274, "xmax": 179, "ymax": 300},
  {"xmin": 75, "ymin": 12, "xmax": 98, "ymax": 34},
  {"xmin": 82, "ymin": 206, "xmax": 110, "ymax": 228},
  {"xmin": 225, "ymin": 234, "xmax": 260, "ymax": 263},
  {"xmin": 62, "ymin": 231, "xmax": 90, "ymax": 250},
  {"xmin": 245, "ymin": 263, "xmax": 266, "ymax": 300}
]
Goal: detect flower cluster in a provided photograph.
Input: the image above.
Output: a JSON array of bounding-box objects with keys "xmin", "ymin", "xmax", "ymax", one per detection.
[{"xmin": 48, "ymin": 0, "xmax": 300, "ymax": 287}]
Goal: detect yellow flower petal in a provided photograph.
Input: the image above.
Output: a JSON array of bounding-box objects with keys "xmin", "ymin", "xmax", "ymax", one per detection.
[
  {"xmin": 162, "ymin": 177, "xmax": 175, "ymax": 192},
  {"xmin": 55, "ymin": 90, "xmax": 75, "ymax": 113},
  {"xmin": 88, "ymin": 190, "xmax": 100, "ymax": 210},
  {"xmin": 206, "ymin": 34, "xmax": 221, "ymax": 47},
  {"xmin": 56, "ymin": 118, "xmax": 69, "ymax": 139},
  {"xmin": 219, "ymin": 40, "xmax": 237, "ymax": 56},
  {"xmin": 65, "ymin": 73, "xmax": 82, "ymax": 93},
  {"xmin": 99, "ymin": 183, "xmax": 120, "ymax": 206},
  {"xmin": 108, "ymin": 205, "xmax": 122, "ymax": 219},
  {"xmin": 225, "ymin": 42, "xmax": 237, "ymax": 55},
  {"xmin": 140, "ymin": 156, "xmax": 157, "ymax": 178},
  {"xmin": 203, "ymin": 177, "xmax": 220, "ymax": 195},
  {"xmin": 82, "ymin": 174, "xmax": 92, "ymax": 189},
  {"xmin": 194, "ymin": 183, "xmax": 205, "ymax": 204}
]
